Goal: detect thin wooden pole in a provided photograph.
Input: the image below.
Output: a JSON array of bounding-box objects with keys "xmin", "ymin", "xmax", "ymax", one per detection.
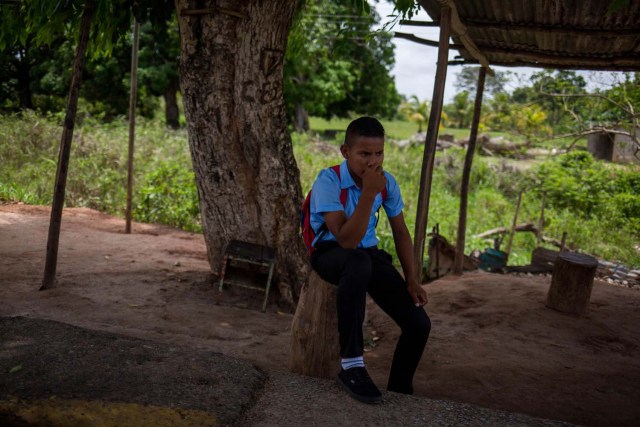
[
  {"xmin": 536, "ymin": 192, "xmax": 546, "ymax": 247},
  {"xmin": 41, "ymin": 0, "xmax": 95, "ymax": 291},
  {"xmin": 504, "ymin": 191, "xmax": 523, "ymax": 263},
  {"xmin": 560, "ymin": 231, "xmax": 568, "ymax": 252},
  {"xmin": 454, "ymin": 67, "xmax": 486, "ymax": 275},
  {"xmin": 125, "ymin": 19, "xmax": 140, "ymax": 234},
  {"xmin": 412, "ymin": 5, "xmax": 451, "ymax": 283}
]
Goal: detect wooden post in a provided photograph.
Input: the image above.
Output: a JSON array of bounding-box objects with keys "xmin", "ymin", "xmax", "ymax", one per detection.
[
  {"xmin": 125, "ymin": 19, "xmax": 140, "ymax": 234},
  {"xmin": 412, "ymin": 5, "xmax": 451, "ymax": 283},
  {"xmin": 536, "ymin": 192, "xmax": 546, "ymax": 247},
  {"xmin": 546, "ymin": 252, "xmax": 598, "ymax": 315},
  {"xmin": 454, "ymin": 66, "xmax": 486, "ymax": 275},
  {"xmin": 41, "ymin": 0, "xmax": 95, "ymax": 290},
  {"xmin": 289, "ymin": 271, "xmax": 340, "ymax": 379},
  {"xmin": 560, "ymin": 232, "xmax": 568, "ymax": 252},
  {"xmin": 504, "ymin": 191, "xmax": 523, "ymax": 264}
]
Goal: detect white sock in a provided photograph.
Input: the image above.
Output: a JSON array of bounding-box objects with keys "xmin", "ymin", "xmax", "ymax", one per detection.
[{"xmin": 341, "ymin": 356, "xmax": 365, "ymax": 370}]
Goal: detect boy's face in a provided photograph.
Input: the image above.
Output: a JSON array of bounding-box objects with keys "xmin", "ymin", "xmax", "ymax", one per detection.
[{"xmin": 340, "ymin": 135, "xmax": 385, "ymax": 182}]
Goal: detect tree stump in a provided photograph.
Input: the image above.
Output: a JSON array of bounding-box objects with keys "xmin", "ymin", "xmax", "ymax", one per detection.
[
  {"xmin": 546, "ymin": 252, "xmax": 598, "ymax": 315},
  {"xmin": 288, "ymin": 271, "xmax": 339, "ymax": 379}
]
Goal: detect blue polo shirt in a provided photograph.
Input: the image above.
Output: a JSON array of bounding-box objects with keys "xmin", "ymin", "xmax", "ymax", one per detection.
[{"xmin": 310, "ymin": 160, "xmax": 404, "ymax": 248}]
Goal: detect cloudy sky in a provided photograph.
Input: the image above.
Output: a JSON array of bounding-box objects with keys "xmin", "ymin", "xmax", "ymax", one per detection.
[
  {"xmin": 372, "ymin": 2, "xmax": 619, "ymax": 104},
  {"xmin": 373, "ymin": 2, "xmax": 540, "ymax": 103}
]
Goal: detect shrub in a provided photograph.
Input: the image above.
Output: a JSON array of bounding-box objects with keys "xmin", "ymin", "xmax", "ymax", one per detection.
[{"xmin": 134, "ymin": 162, "xmax": 201, "ymax": 232}]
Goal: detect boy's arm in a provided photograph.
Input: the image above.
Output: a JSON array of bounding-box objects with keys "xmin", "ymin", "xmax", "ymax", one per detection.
[
  {"xmin": 389, "ymin": 212, "xmax": 428, "ymax": 306},
  {"xmin": 323, "ymin": 165, "xmax": 386, "ymax": 249}
]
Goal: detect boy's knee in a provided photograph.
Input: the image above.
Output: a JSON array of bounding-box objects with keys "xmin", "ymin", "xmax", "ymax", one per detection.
[{"xmin": 412, "ymin": 312, "xmax": 431, "ymax": 343}]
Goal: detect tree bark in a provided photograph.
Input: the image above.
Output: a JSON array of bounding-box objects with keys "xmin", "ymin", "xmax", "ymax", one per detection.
[
  {"xmin": 175, "ymin": 0, "xmax": 307, "ymax": 308},
  {"xmin": 163, "ymin": 78, "xmax": 180, "ymax": 129},
  {"xmin": 289, "ymin": 271, "xmax": 340, "ymax": 379}
]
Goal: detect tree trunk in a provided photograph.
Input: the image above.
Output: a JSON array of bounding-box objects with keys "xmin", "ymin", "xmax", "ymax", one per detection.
[
  {"xmin": 289, "ymin": 271, "xmax": 340, "ymax": 379},
  {"xmin": 175, "ymin": 0, "xmax": 307, "ymax": 308},
  {"xmin": 546, "ymin": 252, "xmax": 598, "ymax": 315},
  {"xmin": 163, "ymin": 78, "xmax": 180, "ymax": 129},
  {"xmin": 16, "ymin": 47, "xmax": 33, "ymax": 110},
  {"xmin": 294, "ymin": 102, "xmax": 309, "ymax": 133}
]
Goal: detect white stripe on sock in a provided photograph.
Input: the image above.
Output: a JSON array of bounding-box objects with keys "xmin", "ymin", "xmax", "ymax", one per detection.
[{"xmin": 341, "ymin": 356, "xmax": 365, "ymax": 370}]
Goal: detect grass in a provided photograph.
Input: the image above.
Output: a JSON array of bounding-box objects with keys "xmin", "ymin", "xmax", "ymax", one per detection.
[
  {"xmin": 2, "ymin": 112, "xmax": 638, "ymax": 269},
  {"xmin": 310, "ymin": 117, "xmax": 473, "ymax": 141}
]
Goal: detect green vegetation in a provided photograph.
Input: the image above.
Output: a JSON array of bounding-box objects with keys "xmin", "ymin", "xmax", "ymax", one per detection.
[{"xmin": 2, "ymin": 112, "xmax": 637, "ymax": 268}]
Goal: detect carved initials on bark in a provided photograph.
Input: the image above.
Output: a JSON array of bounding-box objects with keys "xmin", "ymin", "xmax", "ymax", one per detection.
[{"xmin": 261, "ymin": 48, "xmax": 283, "ymax": 77}]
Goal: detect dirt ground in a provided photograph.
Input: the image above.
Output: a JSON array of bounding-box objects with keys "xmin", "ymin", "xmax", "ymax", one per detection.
[{"xmin": 1, "ymin": 203, "xmax": 639, "ymax": 426}]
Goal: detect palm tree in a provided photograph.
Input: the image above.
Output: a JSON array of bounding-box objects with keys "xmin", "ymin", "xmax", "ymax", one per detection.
[{"xmin": 400, "ymin": 95, "xmax": 430, "ymax": 133}]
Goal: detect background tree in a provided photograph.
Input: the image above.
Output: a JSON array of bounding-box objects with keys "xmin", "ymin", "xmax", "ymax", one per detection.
[
  {"xmin": 444, "ymin": 90, "xmax": 472, "ymax": 128},
  {"xmin": 284, "ymin": 0, "xmax": 400, "ymax": 131},
  {"xmin": 137, "ymin": 17, "xmax": 181, "ymax": 128},
  {"xmin": 0, "ymin": 20, "xmax": 178, "ymax": 126},
  {"xmin": 543, "ymin": 72, "xmax": 640, "ymax": 154},
  {"xmin": 512, "ymin": 70, "xmax": 587, "ymax": 130},
  {"xmin": 454, "ymin": 66, "xmax": 511, "ymax": 98},
  {"xmin": 399, "ymin": 95, "xmax": 430, "ymax": 132}
]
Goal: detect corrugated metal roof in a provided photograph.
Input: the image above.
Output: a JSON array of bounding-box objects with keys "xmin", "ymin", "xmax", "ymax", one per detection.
[{"xmin": 417, "ymin": 0, "xmax": 640, "ymax": 70}]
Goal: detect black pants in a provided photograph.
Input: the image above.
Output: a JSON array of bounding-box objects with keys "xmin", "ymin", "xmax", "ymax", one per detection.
[{"xmin": 311, "ymin": 242, "xmax": 431, "ymax": 394}]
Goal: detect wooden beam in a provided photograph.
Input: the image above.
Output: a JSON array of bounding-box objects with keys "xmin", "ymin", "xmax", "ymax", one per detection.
[
  {"xmin": 394, "ymin": 31, "xmax": 462, "ymax": 49},
  {"xmin": 453, "ymin": 66, "xmax": 486, "ymax": 275},
  {"xmin": 438, "ymin": 0, "xmax": 491, "ymax": 70},
  {"xmin": 399, "ymin": 20, "xmax": 439, "ymax": 27},
  {"xmin": 461, "ymin": 19, "xmax": 640, "ymax": 37},
  {"xmin": 446, "ymin": 59, "xmax": 640, "ymax": 72},
  {"xmin": 412, "ymin": 5, "xmax": 451, "ymax": 283}
]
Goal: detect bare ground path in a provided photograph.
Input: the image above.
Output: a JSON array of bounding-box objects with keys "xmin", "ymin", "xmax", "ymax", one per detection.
[{"xmin": 1, "ymin": 204, "xmax": 639, "ymax": 426}]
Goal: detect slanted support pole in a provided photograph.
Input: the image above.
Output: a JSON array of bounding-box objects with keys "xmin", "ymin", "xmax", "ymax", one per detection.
[
  {"xmin": 454, "ymin": 66, "xmax": 486, "ymax": 275},
  {"xmin": 41, "ymin": 0, "xmax": 95, "ymax": 290},
  {"xmin": 125, "ymin": 19, "xmax": 140, "ymax": 234},
  {"xmin": 412, "ymin": 5, "xmax": 451, "ymax": 282}
]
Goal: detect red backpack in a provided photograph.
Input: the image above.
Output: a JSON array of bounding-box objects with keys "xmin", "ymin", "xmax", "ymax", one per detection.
[{"xmin": 300, "ymin": 165, "xmax": 387, "ymax": 255}]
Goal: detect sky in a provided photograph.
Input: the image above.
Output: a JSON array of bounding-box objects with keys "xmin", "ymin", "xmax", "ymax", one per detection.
[{"xmin": 373, "ymin": 2, "xmax": 616, "ymax": 103}]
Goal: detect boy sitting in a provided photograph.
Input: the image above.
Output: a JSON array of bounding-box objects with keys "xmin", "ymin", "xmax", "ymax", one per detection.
[{"xmin": 309, "ymin": 116, "xmax": 431, "ymax": 403}]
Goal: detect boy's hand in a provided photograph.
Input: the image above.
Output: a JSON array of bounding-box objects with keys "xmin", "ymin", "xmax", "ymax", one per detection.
[
  {"xmin": 406, "ymin": 278, "xmax": 428, "ymax": 306},
  {"xmin": 362, "ymin": 165, "xmax": 386, "ymax": 196}
]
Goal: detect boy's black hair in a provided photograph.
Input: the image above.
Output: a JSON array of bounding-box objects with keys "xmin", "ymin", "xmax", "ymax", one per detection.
[{"xmin": 344, "ymin": 116, "xmax": 385, "ymax": 146}]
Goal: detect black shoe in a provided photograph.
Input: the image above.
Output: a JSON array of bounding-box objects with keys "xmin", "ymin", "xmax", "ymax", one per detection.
[{"xmin": 337, "ymin": 367, "xmax": 382, "ymax": 404}]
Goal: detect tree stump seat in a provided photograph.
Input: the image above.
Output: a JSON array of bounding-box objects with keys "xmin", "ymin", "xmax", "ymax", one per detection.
[
  {"xmin": 288, "ymin": 271, "xmax": 340, "ymax": 379},
  {"xmin": 546, "ymin": 251, "xmax": 598, "ymax": 315}
]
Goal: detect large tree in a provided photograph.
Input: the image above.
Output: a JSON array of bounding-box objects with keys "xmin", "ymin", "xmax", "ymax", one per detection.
[{"xmin": 175, "ymin": 0, "xmax": 306, "ymax": 305}]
